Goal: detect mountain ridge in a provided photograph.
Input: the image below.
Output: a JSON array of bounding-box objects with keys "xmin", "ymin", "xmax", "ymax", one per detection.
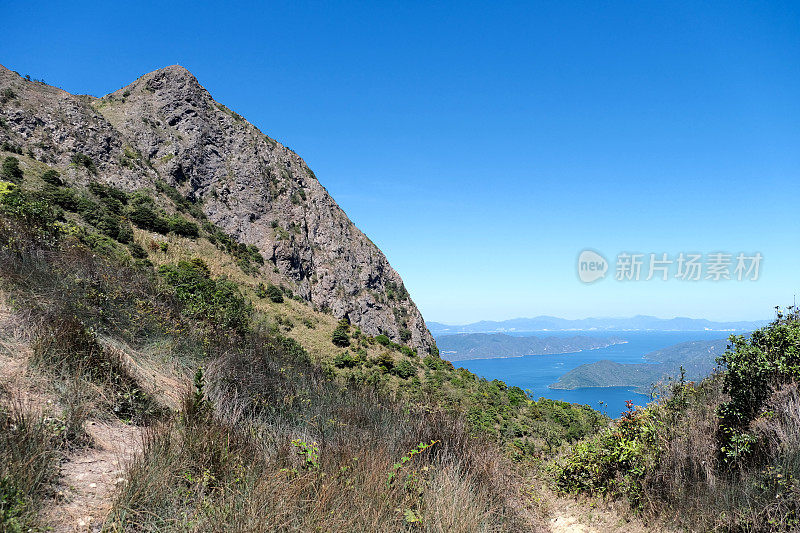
[
  {"xmin": 429, "ymin": 315, "xmax": 766, "ymax": 335},
  {"xmin": 0, "ymin": 64, "xmax": 434, "ymax": 353},
  {"xmin": 437, "ymin": 332, "xmax": 626, "ymax": 361}
]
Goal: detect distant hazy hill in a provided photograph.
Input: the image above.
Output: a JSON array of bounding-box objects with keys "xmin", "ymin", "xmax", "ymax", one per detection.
[
  {"xmin": 437, "ymin": 333, "xmax": 625, "ymax": 361},
  {"xmin": 549, "ymin": 338, "xmax": 730, "ymax": 392},
  {"xmin": 428, "ymin": 315, "xmax": 766, "ymax": 335}
]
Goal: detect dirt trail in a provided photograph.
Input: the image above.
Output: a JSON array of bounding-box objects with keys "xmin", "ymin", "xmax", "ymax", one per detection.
[
  {"xmin": 537, "ymin": 484, "xmax": 662, "ymax": 533},
  {"xmin": 47, "ymin": 421, "xmax": 143, "ymax": 532},
  {"xmin": 0, "ymin": 301, "xmax": 147, "ymax": 532}
]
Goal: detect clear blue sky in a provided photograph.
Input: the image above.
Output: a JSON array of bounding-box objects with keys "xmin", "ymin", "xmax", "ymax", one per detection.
[{"xmin": 3, "ymin": 1, "xmax": 798, "ymax": 323}]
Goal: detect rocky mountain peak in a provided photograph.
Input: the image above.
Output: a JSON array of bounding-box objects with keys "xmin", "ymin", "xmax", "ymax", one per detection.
[{"xmin": 0, "ymin": 64, "xmax": 435, "ymax": 354}]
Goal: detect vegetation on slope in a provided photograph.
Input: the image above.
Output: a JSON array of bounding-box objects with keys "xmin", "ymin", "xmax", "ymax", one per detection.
[
  {"xmin": 552, "ymin": 308, "xmax": 800, "ymax": 531},
  {"xmin": 0, "ymin": 151, "xmax": 611, "ymax": 530}
]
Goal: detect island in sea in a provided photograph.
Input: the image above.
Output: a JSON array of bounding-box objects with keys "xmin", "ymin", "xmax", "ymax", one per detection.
[
  {"xmin": 549, "ymin": 338, "xmax": 730, "ymax": 393},
  {"xmin": 436, "ymin": 332, "xmax": 626, "ymax": 361}
]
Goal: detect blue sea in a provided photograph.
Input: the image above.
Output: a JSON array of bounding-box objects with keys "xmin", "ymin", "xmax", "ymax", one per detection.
[{"xmin": 446, "ymin": 331, "xmax": 734, "ymax": 418}]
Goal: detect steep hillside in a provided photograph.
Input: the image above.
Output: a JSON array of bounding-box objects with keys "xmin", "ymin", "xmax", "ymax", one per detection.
[{"xmin": 0, "ymin": 64, "xmax": 433, "ymax": 353}]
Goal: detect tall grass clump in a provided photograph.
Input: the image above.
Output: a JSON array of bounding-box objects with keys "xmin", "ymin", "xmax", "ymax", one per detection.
[
  {"xmin": 106, "ymin": 327, "xmax": 532, "ymax": 532},
  {"xmin": 0, "ymin": 404, "xmax": 61, "ymax": 532}
]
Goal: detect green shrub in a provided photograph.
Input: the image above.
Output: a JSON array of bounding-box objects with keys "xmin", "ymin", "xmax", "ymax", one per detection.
[
  {"xmin": 71, "ymin": 153, "xmax": 96, "ymax": 174},
  {"xmin": 0, "ymin": 186, "xmax": 55, "ymax": 226},
  {"xmin": 116, "ymin": 222, "xmax": 134, "ymax": 244},
  {"xmin": 88, "ymin": 181, "xmax": 127, "ymax": 204},
  {"xmin": 375, "ymin": 334, "xmax": 391, "ymax": 346},
  {"xmin": 399, "ymin": 345, "xmax": 415, "ymax": 357},
  {"xmin": 0, "ymin": 87, "xmax": 16, "ymax": 104},
  {"xmin": 128, "ymin": 204, "xmax": 170, "ymax": 234},
  {"xmin": 128, "ymin": 242, "xmax": 148, "ymax": 259},
  {"xmin": 42, "ymin": 186, "xmax": 78, "ymax": 211},
  {"xmin": 1, "ymin": 156, "xmax": 23, "ymax": 183},
  {"xmin": 393, "ymin": 359, "xmax": 416, "ymax": 379},
  {"xmin": 255, "ymin": 282, "xmax": 267, "ymax": 299},
  {"xmin": 158, "ymin": 259, "xmax": 252, "ymax": 332},
  {"xmin": 334, "ymin": 351, "xmax": 362, "ymax": 369},
  {"xmin": 41, "ymin": 169, "xmax": 63, "ymax": 186},
  {"xmin": 332, "ymin": 320, "xmax": 350, "ymax": 347},
  {"xmin": 375, "ymin": 352, "xmax": 394, "ymax": 372},
  {"xmin": 168, "ymin": 215, "xmax": 199, "ymax": 238},
  {"xmin": 265, "ymin": 283, "xmax": 284, "ymax": 303},
  {"xmin": 0, "ymin": 141, "xmax": 22, "ymax": 154},
  {"xmin": 717, "ymin": 308, "xmax": 800, "ymax": 463}
]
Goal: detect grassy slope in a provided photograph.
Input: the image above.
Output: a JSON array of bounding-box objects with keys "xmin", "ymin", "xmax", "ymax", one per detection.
[{"xmin": 0, "ymin": 149, "xmax": 619, "ymax": 530}]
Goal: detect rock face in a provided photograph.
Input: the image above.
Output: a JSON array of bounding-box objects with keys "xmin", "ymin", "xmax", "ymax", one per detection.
[{"xmin": 0, "ymin": 64, "xmax": 435, "ymax": 353}]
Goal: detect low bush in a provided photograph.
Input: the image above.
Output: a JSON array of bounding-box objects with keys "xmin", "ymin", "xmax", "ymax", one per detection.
[
  {"xmin": 128, "ymin": 203, "xmax": 170, "ymax": 234},
  {"xmin": 159, "ymin": 259, "xmax": 252, "ymax": 332},
  {"xmin": 40, "ymin": 169, "xmax": 63, "ymax": 186},
  {"xmin": 265, "ymin": 283, "xmax": 284, "ymax": 303},
  {"xmin": 331, "ymin": 319, "xmax": 350, "ymax": 347},
  {"xmin": 1, "ymin": 156, "xmax": 23, "ymax": 183},
  {"xmin": 71, "ymin": 152, "xmax": 96, "ymax": 173},
  {"xmin": 168, "ymin": 215, "xmax": 199, "ymax": 238}
]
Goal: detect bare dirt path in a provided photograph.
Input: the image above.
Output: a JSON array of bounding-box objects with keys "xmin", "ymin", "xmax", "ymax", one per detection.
[
  {"xmin": 46, "ymin": 421, "xmax": 143, "ymax": 532},
  {"xmin": 534, "ymin": 481, "xmax": 664, "ymax": 533},
  {"xmin": 0, "ymin": 300, "xmax": 147, "ymax": 532}
]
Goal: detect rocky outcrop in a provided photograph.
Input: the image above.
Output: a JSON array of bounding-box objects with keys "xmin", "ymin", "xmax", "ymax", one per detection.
[{"xmin": 0, "ymin": 64, "xmax": 434, "ymax": 353}]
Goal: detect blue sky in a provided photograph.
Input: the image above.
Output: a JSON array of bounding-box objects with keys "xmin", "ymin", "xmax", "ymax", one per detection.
[{"xmin": 2, "ymin": 1, "xmax": 798, "ymax": 323}]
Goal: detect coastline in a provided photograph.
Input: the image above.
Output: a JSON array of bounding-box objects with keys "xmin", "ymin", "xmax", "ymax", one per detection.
[{"xmin": 441, "ymin": 339, "xmax": 629, "ymax": 363}]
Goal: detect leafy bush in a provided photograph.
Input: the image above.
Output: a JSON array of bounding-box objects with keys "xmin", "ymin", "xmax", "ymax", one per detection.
[
  {"xmin": 554, "ymin": 399, "xmax": 657, "ymax": 506},
  {"xmin": 71, "ymin": 152, "xmax": 96, "ymax": 173},
  {"xmin": 399, "ymin": 345, "xmax": 415, "ymax": 357},
  {"xmin": 375, "ymin": 334, "xmax": 391, "ymax": 347},
  {"xmin": 265, "ymin": 283, "xmax": 284, "ymax": 303},
  {"xmin": 1, "ymin": 156, "xmax": 23, "ymax": 183},
  {"xmin": 334, "ymin": 351, "xmax": 362, "ymax": 369},
  {"xmin": 168, "ymin": 215, "xmax": 199, "ymax": 237},
  {"xmin": 40, "ymin": 169, "xmax": 62, "ymax": 186},
  {"xmin": 128, "ymin": 203, "xmax": 170, "ymax": 234},
  {"xmin": 332, "ymin": 319, "xmax": 350, "ymax": 347},
  {"xmin": 393, "ymin": 359, "xmax": 416, "ymax": 379},
  {"xmin": 88, "ymin": 181, "xmax": 127, "ymax": 204},
  {"xmin": 158, "ymin": 259, "xmax": 252, "ymax": 332},
  {"xmin": 717, "ymin": 307, "xmax": 800, "ymax": 463},
  {"xmin": 0, "ymin": 87, "xmax": 16, "ymax": 104},
  {"xmin": 128, "ymin": 242, "xmax": 148, "ymax": 259},
  {"xmin": 375, "ymin": 352, "xmax": 395, "ymax": 372},
  {"xmin": 0, "ymin": 185, "xmax": 56, "ymax": 226},
  {"xmin": 42, "ymin": 185, "xmax": 78, "ymax": 211}
]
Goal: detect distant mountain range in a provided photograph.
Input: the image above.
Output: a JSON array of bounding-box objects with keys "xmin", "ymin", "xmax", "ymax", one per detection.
[
  {"xmin": 428, "ymin": 315, "xmax": 767, "ymax": 335},
  {"xmin": 437, "ymin": 333, "xmax": 625, "ymax": 361},
  {"xmin": 549, "ymin": 338, "xmax": 730, "ymax": 393}
]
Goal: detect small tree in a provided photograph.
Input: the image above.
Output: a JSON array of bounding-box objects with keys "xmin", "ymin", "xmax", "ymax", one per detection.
[
  {"xmin": 41, "ymin": 169, "xmax": 63, "ymax": 186},
  {"xmin": 332, "ymin": 319, "xmax": 350, "ymax": 347},
  {"xmin": 1, "ymin": 156, "xmax": 23, "ymax": 183},
  {"xmin": 265, "ymin": 284, "xmax": 284, "ymax": 303},
  {"xmin": 393, "ymin": 359, "xmax": 416, "ymax": 379}
]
